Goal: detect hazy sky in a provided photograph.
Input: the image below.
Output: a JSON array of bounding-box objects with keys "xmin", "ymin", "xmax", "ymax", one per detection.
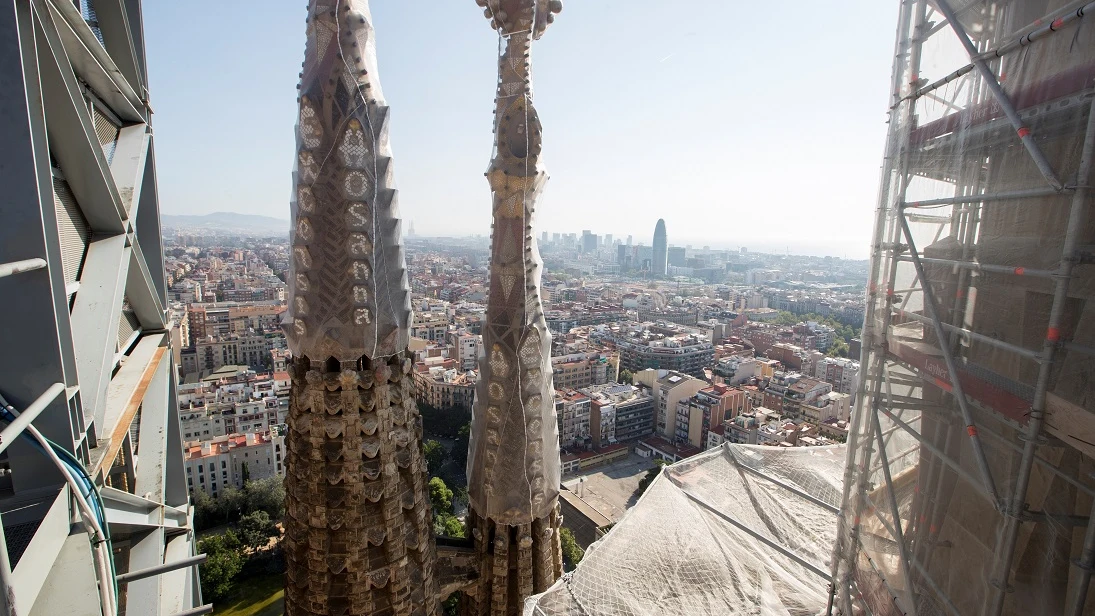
[{"xmin": 144, "ymin": 1, "xmax": 898, "ymax": 258}]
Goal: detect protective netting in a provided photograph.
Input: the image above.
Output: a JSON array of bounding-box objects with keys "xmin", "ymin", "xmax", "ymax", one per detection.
[
  {"xmin": 833, "ymin": 1, "xmax": 1095, "ymax": 615},
  {"xmin": 525, "ymin": 444, "xmax": 846, "ymax": 616}
]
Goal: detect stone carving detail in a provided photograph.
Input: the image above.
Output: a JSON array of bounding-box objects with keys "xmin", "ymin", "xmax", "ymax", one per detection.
[
  {"xmin": 284, "ymin": 2, "xmax": 435, "ymax": 615},
  {"xmin": 286, "ymin": 0, "xmax": 412, "ymax": 364},
  {"xmin": 464, "ymin": 1, "xmax": 565, "ymax": 614}
]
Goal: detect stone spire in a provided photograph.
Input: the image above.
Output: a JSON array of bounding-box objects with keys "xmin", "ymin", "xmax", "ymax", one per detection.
[
  {"xmin": 464, "ymin": 1, "xmax": 565, "ymax": 613},
  {"xmin": 282, "ymin": 2, "xmax": 438, "ymax": 615}
]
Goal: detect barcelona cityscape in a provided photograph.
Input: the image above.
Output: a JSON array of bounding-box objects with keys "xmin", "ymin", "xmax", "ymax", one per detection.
[{"xmin": 0, "ymin": 1, "xmax": 1094, "ymax": 616}]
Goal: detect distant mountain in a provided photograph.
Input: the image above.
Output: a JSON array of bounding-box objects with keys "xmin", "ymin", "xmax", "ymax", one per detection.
[{"xmin": 161, "ymin": 211, "xmax": 289, "ymax": 236}]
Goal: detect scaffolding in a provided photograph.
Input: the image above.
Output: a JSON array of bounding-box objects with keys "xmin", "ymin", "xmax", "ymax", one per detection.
[{"xmin": 831, "ymin": 1, "xmax": 1095, "ymax": 615}]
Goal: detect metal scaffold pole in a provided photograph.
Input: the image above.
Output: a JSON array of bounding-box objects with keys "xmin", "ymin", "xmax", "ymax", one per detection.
[{"xmin": 992, "ymin": 91, "xmax": 1095, "ymax": 616}]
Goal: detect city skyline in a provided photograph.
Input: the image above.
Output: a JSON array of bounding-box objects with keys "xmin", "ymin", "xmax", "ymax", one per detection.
[{"xmin": 144, "ymin": 1, "xmax": 897, "ymax": 261}]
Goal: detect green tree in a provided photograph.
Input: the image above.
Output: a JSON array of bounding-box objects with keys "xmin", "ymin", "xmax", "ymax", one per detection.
[
  {"xmin": 237, "ymin": 510, "xmax": 277, "ymax": 551},
  {"xmin": 422, "ymin": 439, "xmax": 445, "ymax": 476},
  {"xmin": 436, "ymin": 513, "xmax": 465, "ymax": 538},
  {"xmin": 776, "ymin": 311, "xmax": 799, "ymax": 326},
  {"xmin": 429, "ymin": 476, "xmax": 454, "ymax": 515},
  {"xmin": 636, "ymin": 459, "xmax": 668, "ymax": 497},
  {"xmin": 198, "ymin": 530, "xmax": 245, "ymax": 601},
  {"xmin": 240, "ymin": 462, "xmax": 251, "ymax": 485},
  {"xmin": 618, "ymin": 369, "xmax": 634, "ymax": 384},
  {"xmin": 192, "ymin": 488, "xmax": 219, "ymax": 531},
  {"xmin": 242, "ymin": 476, "xmax": 285, "ymax": 519},
  {"xmin": 559, "ymin": 527, "xmax": 584, "ymax": 571},
  {"xmin": 442, "ymin": 592, "xmax": 461, "ymax": 616},
  {"xmin": 828, "ymin": 339, "xmax": 850, "ymax": 358}
]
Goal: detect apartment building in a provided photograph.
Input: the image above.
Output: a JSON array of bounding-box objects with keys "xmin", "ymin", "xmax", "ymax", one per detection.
[
  {"xmin": 675, "ymin": 385, "xmax": 752, "ymax": 449},
  {"xmin": 814, "ymin": 356, "xmax": 860, "ymax": 400},
  {"xmin": 412, "ymin": 361, "xmax": 478, "ymax": 410},
  {"xmin": 187, "ymin": 301, "xmax": 285, "ymax": 345},
  {"xmin": 634, "ymin": 369, "xmax": 707, "ymax": 439},
  {"xmin": 184, "ymin": 428, "xmax": 287, "ymax": 498},
  {"xmin": 551, "ymin": 352, "xmax": 619, "ymax": 391},
  {"xmin": 555, "ymin": 390, "xmax": 592, "ymax": 449}
]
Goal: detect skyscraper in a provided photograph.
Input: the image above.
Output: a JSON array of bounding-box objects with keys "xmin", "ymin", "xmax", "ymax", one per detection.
[
  {"xmin": 652, "ymin": 219, "xmax": 668, "ymax": 276},
  {"xmin": 466, "ymin": 0, "xmax": 565, "ymax": 612},
  {"xmin": 0, "ymin": 1, "xmax": 200, "ymax": 612},
  {"xmin": 283, "ymin": 2, "xmax": 438, "ymax": 614}
]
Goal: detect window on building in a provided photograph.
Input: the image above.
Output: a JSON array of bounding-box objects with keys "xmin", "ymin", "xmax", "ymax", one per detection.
[
  {"xmin": 198, "ymin": 464, "xmax": 203, "ymax": 473},
  {"xmin": 221, "ymin": 460, "xmax": 227, "ymax": 469}
]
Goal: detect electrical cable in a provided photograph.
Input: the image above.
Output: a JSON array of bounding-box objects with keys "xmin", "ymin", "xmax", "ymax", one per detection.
[{"xmin": 0, "ymin": 393, "xmax": 117, "ymax": 615}]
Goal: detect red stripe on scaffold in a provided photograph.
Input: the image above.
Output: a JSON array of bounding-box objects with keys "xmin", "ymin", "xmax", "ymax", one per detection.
[
  {"xmin": 966, "ymin": 425, "xmax": 978, "ymax": 437},
  {"xmin": 1017, "ymin": 127, "xmax": 1031, "ymax": 138},
  {"xmin": 1052, "ymin": 17, "xmax": 1064, "ymax": 29},
  {"xmin": 1047, "ymin": 327, "xmax": 1060, "ymax": 342},
  {"xmin": 934, "ymin": 378, "xmax": 953, "ymax": 392},
  {"xmin": 1014, "ymin": 267, "xmax": 1026, "ymax": 275}
]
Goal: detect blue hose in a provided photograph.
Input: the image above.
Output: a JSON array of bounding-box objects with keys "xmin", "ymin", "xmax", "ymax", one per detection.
[{"xmin": 0, "ymin": 406, "xmax": 116, "ymax": 596}]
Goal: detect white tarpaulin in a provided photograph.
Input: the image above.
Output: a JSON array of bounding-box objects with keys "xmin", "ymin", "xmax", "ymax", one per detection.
[{"xmin": 526, "ymin": 443, "xmax": 846, "ymax": 616}]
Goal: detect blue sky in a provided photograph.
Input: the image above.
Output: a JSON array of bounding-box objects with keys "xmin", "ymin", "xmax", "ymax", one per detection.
[{"xmin": 144, "ymin": 1, "xmax": 898, "ymax": 258}]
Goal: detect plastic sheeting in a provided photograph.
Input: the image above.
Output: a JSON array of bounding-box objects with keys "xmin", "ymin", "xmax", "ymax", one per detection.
[
  {"xmin": 832, "ymin": 1, "xmax": 1095, "ymax": 615},
  {"xmin": 526, "ymin": 444, "xmax": 846, "ymax": 616}
]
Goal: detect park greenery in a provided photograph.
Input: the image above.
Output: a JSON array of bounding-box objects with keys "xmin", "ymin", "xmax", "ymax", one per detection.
[
  {"xmin": 194, "ymin": 476, "xmax": 285, "ymax": 604},
  {"xmin": 636, "ymin": 459, "xmax": 668, "ymax": 498},
  {"xmin": 773, "ymin": 311, "xmax": 860, "ymax": 358},
  {"xmin": 559, "ymin": 527, "xmax": 584, "ymax": 571}
]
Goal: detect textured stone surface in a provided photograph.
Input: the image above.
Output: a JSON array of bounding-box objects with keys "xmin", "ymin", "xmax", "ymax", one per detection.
[
  {"xmin": 465, "ymin": 1, "xmax": 565, "ymax": 614},
  {"xmin": 283, "ymin": 2, "xmax": 436, "ymax": 614},
  {"xmin": 284, "ymin": 0, "xmax": 412, "ymax": 363},
  {"xmin": 285, "ymin": 356, "xmax": 439, "ymax": 616}
]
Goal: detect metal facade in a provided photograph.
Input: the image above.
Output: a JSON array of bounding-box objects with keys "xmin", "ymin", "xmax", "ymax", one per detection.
[{"xmin": 0, "ymin": 1, "xmax": 200, "ymax": 614}]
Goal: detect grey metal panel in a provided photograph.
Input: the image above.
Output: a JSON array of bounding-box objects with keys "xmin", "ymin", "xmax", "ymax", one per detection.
[
  {"xmin": 127, "ymin": 236, "xmax": 166, "ymax": 329},
  {"xmin": 33, "ymin": 1, "xmax": 127, "ymax": 233},
  {"xmin": 88, "ymin": 0, "xmax": 144, "ymax": 95},
  {"xmin": 41, "ymin": 0, "xmax": 143, "ymax": 123},
  {"xmin": 51, "ymin": 177, "xmax": 90, "ymax": 287},
  {"xmin": 69, "ymin": 236, "xmax": 129, "ymax": 430},
  {"xmin": 1, "ymin": 1, "xmax": 82, "ymax": 493},
  {"xmin": 163, "ymin": 370, "xmax": 187, "ymax": 509},
  {"xmin": 111, "ymin": 124, "xmax": 149, "ymax": 216},
  {"xmin": 8, "ymin": 487, "xmax": 70, "ymax": 615},
  {"xmin": 125, "ymin": 527, "xmax": 165, "ymax": 616},
  {"xmin": 101, "ymin": 486, "xmax": 188, "ymax": 531},
  {"xmin": 134, "ymin": 141, "xmax": 167, "ymax": 303},
  {"xmin": 26, "ymin": 532, "xmax": 100, "ymax": 616},
  {"xmin": 133, "ymin": 352, "xmax": 169, "ymax": 502}
]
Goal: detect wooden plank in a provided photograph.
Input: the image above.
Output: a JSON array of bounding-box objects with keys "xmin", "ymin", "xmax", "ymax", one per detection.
[
  {"xmin": 1045, "ymin": 392, "xmax": 1095, "ymax": 459},
  {"xmin": 96, "ymin": 332, "xmax": 166, "ymax": 475}
]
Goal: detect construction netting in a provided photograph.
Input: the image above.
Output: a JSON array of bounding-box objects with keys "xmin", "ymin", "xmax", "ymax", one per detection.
[
  {"xmin": 833, "ymin": 1, "xmax": 1095, "ymax": 615},
  {"xmin": 525, "ymin": 443, "xmax": 846, "ymax": 616}
]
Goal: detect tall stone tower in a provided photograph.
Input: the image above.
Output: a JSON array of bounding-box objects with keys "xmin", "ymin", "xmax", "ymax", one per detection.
[
  {"xmin": 464, "ymin": 1, "xmax": 565, "ymax": 613},
  {"xmin": 652, "ymin": 219, "xmax": 667, "ymax": 277},
  {"xmin": 282, "ymin": 2, "xmax": 439, "ymax": 614}
]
